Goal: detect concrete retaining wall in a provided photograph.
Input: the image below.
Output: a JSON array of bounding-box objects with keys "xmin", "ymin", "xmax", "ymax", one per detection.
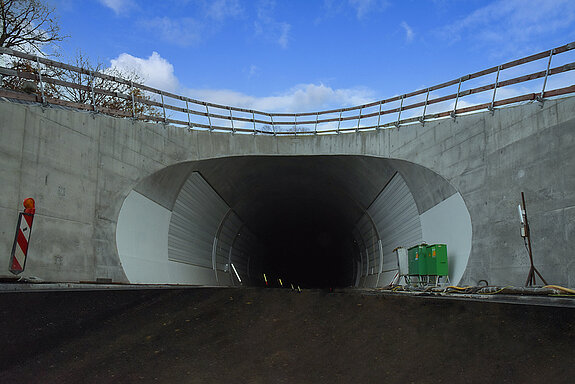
[{"xmin": 1, "ymin": 96, "xmax": 574, "ymax": 286}]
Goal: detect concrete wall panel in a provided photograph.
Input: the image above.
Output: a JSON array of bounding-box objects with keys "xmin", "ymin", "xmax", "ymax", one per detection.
[
  {"xmin": 23, "ymin": 214, "xmax": 95, "ymax": 282},
  {"xmin": 1, "ymin": 95, "xmax": 574, "ymax": 286}
]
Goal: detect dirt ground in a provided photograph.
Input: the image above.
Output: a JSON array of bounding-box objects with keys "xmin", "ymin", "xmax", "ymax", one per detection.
[{"xmin": 0, "ymin": 287, "xmax": 573, "ymax": 384}]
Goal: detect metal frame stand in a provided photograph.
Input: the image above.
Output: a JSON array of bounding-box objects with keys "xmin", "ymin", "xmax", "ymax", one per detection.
[{"xmin": 521, "ymin": 192, "xmax": 548, "ymax": 287}]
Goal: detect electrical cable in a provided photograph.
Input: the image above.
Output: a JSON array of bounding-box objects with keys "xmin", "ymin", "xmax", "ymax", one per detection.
[
  {"xmin": 481, "ymin": 286, "xmax": 513, "ymax": 295},
  {"xmin": 544, "ymin": 285, "xmax": 575, "ymax": 295},
  {"xmin": 444, "ymin": 286, "xmax": 473, "ymax": 292}
]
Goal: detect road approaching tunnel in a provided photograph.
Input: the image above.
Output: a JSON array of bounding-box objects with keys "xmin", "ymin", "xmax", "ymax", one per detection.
[{"xmin": 116, "ymin": 155, "xmax": 472, "ymax": 288}]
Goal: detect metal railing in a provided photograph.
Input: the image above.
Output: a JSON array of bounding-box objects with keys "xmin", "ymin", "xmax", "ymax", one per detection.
[{"xmin": 1, "ymin": 42, "xmax": 574, "ymax": 135}]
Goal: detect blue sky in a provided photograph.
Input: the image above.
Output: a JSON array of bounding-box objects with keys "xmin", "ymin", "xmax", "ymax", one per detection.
[{"xmin": 50, "ymin": 0, "xmax": 575, "ymax": 113}]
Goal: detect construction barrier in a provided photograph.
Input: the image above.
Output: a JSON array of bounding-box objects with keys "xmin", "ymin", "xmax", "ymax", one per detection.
[{"xmin": 9, "ymin": 198, "xmax": 35, "ymax": 275}]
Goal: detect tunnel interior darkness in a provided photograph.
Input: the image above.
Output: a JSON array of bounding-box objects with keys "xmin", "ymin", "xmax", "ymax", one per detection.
[
  {"xmin": 172, "ymin": 156, "xmax": 398, "ymax": 288},
  {"xmin": 258, "ymin": 198, "xmax": 357, "ymax": 288},
  {"xmin": 122, "ymin": 155, "xmax": 465, "ymax": 288}
]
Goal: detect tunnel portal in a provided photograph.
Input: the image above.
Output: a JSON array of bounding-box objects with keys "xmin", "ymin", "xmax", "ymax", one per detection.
[{"xmin": 116, "ymin": 156, "xmax": 472, "ymax": 288}]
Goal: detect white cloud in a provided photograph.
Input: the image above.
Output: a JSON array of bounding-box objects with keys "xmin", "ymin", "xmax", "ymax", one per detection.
[
  {"xmin": 109, "ymin": 52, "xmax": 179, "ymax": 92},
  {"xmin": 438, "ymin": 0, "xmax": 575, "ymax": 55},
  {"xmin": 254, "ymin": 0, "xmax": 292, "ymax": 49},
  {"xmin": 203, "ymin": 0, "xmax": 243, "ymax": 20},
  {"xmin": 277, "ymin": 23, "xmax": 291, "ymax": 49},
  {"xmin": 318, "ymin": 0, "xmax": 390, "ymax": 23},
  {"xmin": 185, "ymin": 83, "xmax": 375, "ymax": 113},
  {"xmin": 247, "ymin": 65, "xmax": 259, "ymax": 79},
  {"xmin": 349, "ymin": 0, "xmax": 389, "ymax": 19},
  {"xmin": 141, "ymin": 17, "xmax": 203, "ymax": 47},
  {"xmin": 107, "ymin": 51, "xmax": 375, "ymax": 112},
  {"xmin": 138, "ymin": 1, "xmax": 242, "ymax": 47},
  {"xmin": 98, "ymin": 0, "xmax": 135, "ymax": 15},
  {"xmin": 400, "ymin": 21, "xmax": 414, "ymax": 43}
]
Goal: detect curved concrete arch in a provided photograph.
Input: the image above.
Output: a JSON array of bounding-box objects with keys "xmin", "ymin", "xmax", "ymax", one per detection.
[{"xmin": 116, "ymin": 155, "xmax": 472, "ymax": 287}]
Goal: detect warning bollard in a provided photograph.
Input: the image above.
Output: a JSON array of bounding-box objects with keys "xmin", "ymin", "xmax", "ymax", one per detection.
[{"xmin": 9, "ymin": 198, "xmax": 36, "ymax": 275}]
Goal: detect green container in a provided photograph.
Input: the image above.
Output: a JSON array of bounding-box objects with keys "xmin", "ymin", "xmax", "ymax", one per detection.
[
  {"xmin": 408, "ymin": 245, "xmax": 428, "ymax": 276},
  {"xmin": 426, "ymin": 246, "xmax": 437, "ymax": 276},
  {"xmin": 427, "ymin": 244, "xmax": 448, "ymax": 276}
]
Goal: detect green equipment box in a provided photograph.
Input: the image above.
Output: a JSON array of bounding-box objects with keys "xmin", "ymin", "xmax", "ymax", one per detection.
[
  {"xmin": 426, "ymin": 244, "xmax": 448, "ymax": 276},
  {"xmin": 408, "ymin": 245, "xmax": 428, "ymax": 276}
]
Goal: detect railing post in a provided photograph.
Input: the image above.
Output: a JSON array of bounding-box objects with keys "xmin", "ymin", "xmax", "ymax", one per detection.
[
  {"xmin": 395, "ymin": 95, "xmax": 404, "ymax": 128},
  {"xmin": 419, "ymin": 88, "xmax": 430, "ymax": 125},
  {"xmin": 0, "ymin": 50, "xmax": 3, "ymax": 87},
  {"xmin": 160, "ymin": 92, "xmax": 167, "ymax": 123},
  {"xmin": 294, "ymin": 115, "xmax": 297, "ymax": 136},
  {"xmin": 270, "ymin": 114, "xmax": 276, "ymax": 136},
  {"xmin": 451, "ymin": 77, "xmax": 463, "ymax": 120},
  {"xmin": 130, "ymin": 81, "xmax": 136, "ymax": 118},
  {"xmin": 252, "ymin": 111, "xmax": 257, "ymax": 135},
  {"xmin": 227, "ymin": 107, "xmax": 235, "ymax": 134},
  {"xmin": 89, "ymin": 70, "xmax": 97, "ymax": 113},
  {"xmin": 314, "ymin": 113, "xmax": 319, "ymax": 135},
  {"xmin": 377, "ymin": 101, "xmax": 382, "ymax": 129},
  {"xmin": 205, "ymin": 103, "xmax": 212, "ymax": 130},
  {"xmin": 489, "ymin": 65, "xmax": 501, "ymax": 113},
  {"xmin": 538, "ymin": 49, "xmax": 555, "ymax": 103},
  {"xmin": 0, "ymin": 49, "xmax": 4, "ymax": 87},
  {"xmin": 356, "ymin": 107, "xmax": 362, "ymax": 133},
  {"xmin": 186, "ymin": 100, "xmax": 192, "ymax": 128},
  {"xmin": 337, "ymin": 110, "xmax": 342, "ymax": 134},
  {"xmin": 35, "ymin": 57, "xmax": 46, "ymax": 105}
]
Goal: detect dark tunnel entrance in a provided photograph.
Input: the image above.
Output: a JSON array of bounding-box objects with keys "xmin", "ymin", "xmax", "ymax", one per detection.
[
  {"xmin": 197, "ymin": 156, "xmax": 400, "ymax": 289},
  {"xmin": 118, "ymin": 155, "xmax": 469, "ymax": 288},
  {"xmin": 259, "ymin": 204, "xmax": 357, "ymax": 288}
]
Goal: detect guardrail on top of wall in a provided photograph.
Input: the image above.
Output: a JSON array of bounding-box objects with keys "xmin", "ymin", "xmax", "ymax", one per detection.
[{"xmin": 1, "ymin": 42, "xmax": 574, "ymax": 135}]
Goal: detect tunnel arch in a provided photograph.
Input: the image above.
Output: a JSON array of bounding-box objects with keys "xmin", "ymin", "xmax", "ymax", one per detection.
[{"xmin": 116, "ymin": 155, "xmax": 472, "ymax": 288}]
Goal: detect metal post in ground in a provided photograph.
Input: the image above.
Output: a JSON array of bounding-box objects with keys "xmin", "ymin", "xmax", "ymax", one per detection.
[{"xmin": 521, "ymin": 192, "xmax": 548, "ymax": 287}]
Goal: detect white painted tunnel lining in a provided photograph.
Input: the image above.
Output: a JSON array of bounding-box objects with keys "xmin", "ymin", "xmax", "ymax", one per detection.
[{"xmin": 116, "ymin": 167, "xmax": 472, "ymax": 286}]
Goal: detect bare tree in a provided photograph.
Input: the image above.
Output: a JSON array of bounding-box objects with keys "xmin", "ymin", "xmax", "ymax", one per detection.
[
  {"xmin": 2, "ymin": 50, "xmax": 161, "ymax": 118},
  {"xmin": 0, "ymin": 0, "xmax": 65, "ymax": 54},
  {"xmin": 0, "ymin": 1, "xmax": 159, "ymax": 118},
  {"xmin": 52, "ymin": 50, "xmax": 161, "ymax": 117}
]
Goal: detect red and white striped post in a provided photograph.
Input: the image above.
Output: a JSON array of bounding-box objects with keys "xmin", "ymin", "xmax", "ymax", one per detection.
[{"xmin": 9, "ymin": 198, "xmax": 36, "ymax": 275}]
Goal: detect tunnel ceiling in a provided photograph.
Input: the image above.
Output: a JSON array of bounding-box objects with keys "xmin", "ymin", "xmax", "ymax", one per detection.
[
  {"xmin": 129, "ymin": 154, "xmax": 460, "ymax": 287},
  {"xmin": 182, "ymin": 156, "xmax": 397, "ymax": 238},
  {"xmin": 133, "ymin": 155, "xmax": 458, "ymax": 241}
]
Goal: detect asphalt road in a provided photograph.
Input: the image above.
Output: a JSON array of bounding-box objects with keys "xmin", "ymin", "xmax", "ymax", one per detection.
[{"xmin": 0, "ymin": 287, "xmax": 573, "ymax": 383}]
